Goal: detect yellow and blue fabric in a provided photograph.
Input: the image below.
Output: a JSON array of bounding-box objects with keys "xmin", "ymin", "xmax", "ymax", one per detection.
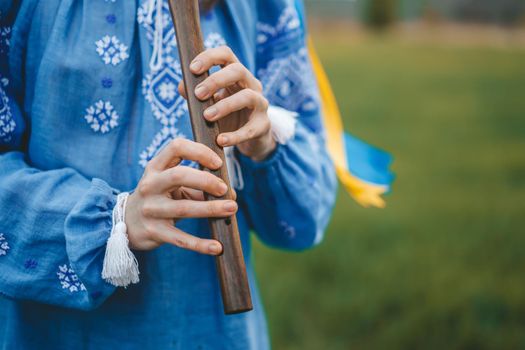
[{"xmin": 295, "ymin": 0, "xmax": 394, "ymax": 208}]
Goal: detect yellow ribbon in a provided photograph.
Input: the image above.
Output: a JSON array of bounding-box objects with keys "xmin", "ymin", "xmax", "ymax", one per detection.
[{"xmin": 308, "ymin": 38, "xmax": 388, "ymax": 208}]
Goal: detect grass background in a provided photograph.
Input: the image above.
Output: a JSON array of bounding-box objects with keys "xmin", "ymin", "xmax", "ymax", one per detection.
[{"xmin": 253, "ymin": 26, "xmax": 525, "ymax": 350}]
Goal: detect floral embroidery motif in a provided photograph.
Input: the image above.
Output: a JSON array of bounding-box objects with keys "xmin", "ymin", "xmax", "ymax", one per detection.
[
  {"xmin": 0, "ymin": 78, "xmax": 16, "ymax": 142},
  {"xmin": 0, "ymin": 233, "xmax": 10, "ymax": 256},
  {"xmin": 101, "ymin": 77, "xmax": 113, "ymax": 89},
  {"xmin": 106, "ymin": 14, "xmax": 117, "ymax": 24},
  {"xmin": 95, "ymin": 35, "xmax": 129, "ymax": 66},
  {"xmin": 142, "ymin": 59, "xmax": 186, "ymax": 125},
  {"xmin": 258, "ymin": 48, "xmax": 318, "ymax": 113},
  {"xmin": 24, "ymin": 259, "xmax": 38, "ymax": 269},
  {"xmin": 84, "ymin": 100, "xmax": 119, "ymax": 133},
  {"xmin": 256, "ymin": 6, "xmax": 301, "ymax": 50},
  {"xmin": 256, "ymin": 7, "xmax": 318, "ymax": 114},
  {"xmin": 57, "ymin": 264, "xmax": 86, "ymax": 293}
]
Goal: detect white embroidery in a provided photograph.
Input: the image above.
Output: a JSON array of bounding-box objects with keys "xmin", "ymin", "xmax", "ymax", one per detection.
[
  {"xmin": 95, "ymin": 35, "xmax": 129, "ymax": 66},
  {"xmin": 57, "ymin": 264, "xmax": 87, "ymax": 293},
  {"xmin": 142, "ymin": 59, "xmax": 186, "ymax": 125},
  {"xmin": 258, "ymin": 48, "xmax": 318, "ymax": 113},
  {"xmin": 204, "ymin": 32, "xmax": 226, "ymax": 49},
  {"xmin": 0, "ymin": 78, "xmax": 16, "ymax": 144},
  {"xmin": 139, "ymin": 127, "xmax": 185, "ymax": 167},
  {"xmin": 84, "ymin": 100, "xmax": 119, "ymax": 133},
  {"xmin": 257, "ymin": 6, "xmax": 301, "ymax": 47},
  {"xmin": 0, "ymin": 233, "xmax": 10, "ymax": 256},
  {"xmin": 0, "ymin": 27, "xmax": 10, "ymax": 56},
  {"xmin": 137, "ymin": 1, "xmax": 175, "ymax": 48},
  {"xmin": 138, "ymin": 2, "xmax": 229, "ymax": 168}
]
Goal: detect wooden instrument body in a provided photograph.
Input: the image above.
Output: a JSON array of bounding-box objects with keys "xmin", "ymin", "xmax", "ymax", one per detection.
[{"xmin": 168, "ymin": 0, "xmax": 253, "ymax": 314}]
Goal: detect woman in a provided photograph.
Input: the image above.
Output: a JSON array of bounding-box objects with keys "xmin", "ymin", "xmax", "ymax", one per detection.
[{"xmin": 0, "ymin": 0, "xmax": 336, "ymax": 348}]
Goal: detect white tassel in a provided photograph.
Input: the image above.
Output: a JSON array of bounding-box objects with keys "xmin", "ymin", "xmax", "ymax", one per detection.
[
  {"xmin": 102, "ymin": 193, "xmax": 140, "ymax": 288},
  {"xmin": 267, "ymin": 105, "xmax": 298, "ymax": 144}
]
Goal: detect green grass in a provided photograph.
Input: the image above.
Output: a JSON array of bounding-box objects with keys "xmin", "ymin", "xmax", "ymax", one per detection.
[{"xmin": 252, "ymin": 33, "xmax": 525, "ymax": 350}]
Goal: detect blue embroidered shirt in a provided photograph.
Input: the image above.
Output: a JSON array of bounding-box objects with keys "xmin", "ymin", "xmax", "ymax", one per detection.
[{"xmin": 0, "ymin": 0, "xmax": 337, "ymax": 349}]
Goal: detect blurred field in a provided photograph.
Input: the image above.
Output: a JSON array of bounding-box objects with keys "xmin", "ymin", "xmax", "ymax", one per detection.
[{"xmin": 253, "ymin": 24, "xmax": 525, "ymax": 350}]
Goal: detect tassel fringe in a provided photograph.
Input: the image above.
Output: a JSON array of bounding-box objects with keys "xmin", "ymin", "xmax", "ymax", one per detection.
[{"xmin": 102, "ymin": 193, "xmax": 140, "ymax": 288}]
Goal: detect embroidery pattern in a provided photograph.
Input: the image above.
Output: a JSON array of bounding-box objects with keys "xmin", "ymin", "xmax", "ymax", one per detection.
[
  {"xmin": 204, "ymin": 33, "xmax": 226, "ymax": 50},
  {"xmin": 24, "ymin": 259, "xmax": 38, "ymax": 269},
  {"xmin": 256, "ymin": 6, "xmax": 301, "ymax": 50},
  {"xmin": 0, "ymin": 233, "xmax": 10, "ymax": 256},
  {"xmin": 256, "ymin": 7, "xmax": 319, "ymax": 114},
  {"xmin": 279, "ymin": 221, "xmax": 296, "ymax": 239},
  {"xmin": 84, "ymin": 100, "xmax": 119, "ymax": 133},
  {"xmin": 0, "ymin": 78, "xmax": 16, "ymax": 142},
  {"xmin": 95, "ymin": 35, "xmax": 129, "ymax": 66},
  {"xmin": 57, "ymin": 264, "xmax": 87, "ymax": 293},
  {"xmin": 137, "ymin": 0, "xmax": 227, "ymax": 168},
  {"xmin": 258, "ymin": 48, "xmax": 318, "ymax": 113},
  {"xmin": 137, "ymin": 1, "xmax": 176, "ymax": 46},
  {"xmin": 0, "ymin": 27, "xmax": 10, "ymax": 56}
]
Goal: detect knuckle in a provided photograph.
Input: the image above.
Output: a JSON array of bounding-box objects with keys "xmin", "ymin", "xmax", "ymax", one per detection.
[
  {"xmin": 220, "ymin": 45, "xmax": 233, "ymax": 57},
  {"xmin": 173, "ymin": 203, "xmax": 188, "ymax": 217},
  {"xmin": 138, "ymin": 180, "xmax": 152, "ymax": 196},
  {"xmin": 260, "ymin": 96, "xmax": 269, "ymax": 110},
  {"xmin": 169, "ymin": 168, "xmax": 184, "ymax": 184},
  {"xmin": 231, "ymin": 63, "xmax": 244, "ymax": 76},
  {"xmin": 246, "ymin": 126, "xmax": 257, "ymax": 139},
  {"xmin": 254, "ymin": 79, "xmax": 263, "ymax": 92},
  {"xmin": 261, "ymin": 117, "xmax": 271, "ymax": 132},
  {"xmin": 141, "ymin": 201, "xmax": 155, "ymax": 217},
  {"xmin": 143, "ymin": 223, "xmax": 157, "ymax": 239},
  {"xmin": 209, "ymin": 202, "xmax": 221, "ymax": 216}
]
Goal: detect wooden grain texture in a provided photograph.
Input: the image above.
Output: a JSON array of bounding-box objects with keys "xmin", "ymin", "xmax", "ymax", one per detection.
[{"xmin": 168, "ymin": 0, "xmax": 253, "ymax": 314}]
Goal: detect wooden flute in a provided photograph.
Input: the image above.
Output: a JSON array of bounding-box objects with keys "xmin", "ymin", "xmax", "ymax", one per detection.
[{"xmin": 167, "ymin": 0, "xmax": 253, "ymax": 314}]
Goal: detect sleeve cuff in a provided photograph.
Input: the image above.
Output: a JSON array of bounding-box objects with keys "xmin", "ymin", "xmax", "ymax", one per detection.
[{"xmin": 64, "ymin": 178, "xmax": 119, "ymax": 308}]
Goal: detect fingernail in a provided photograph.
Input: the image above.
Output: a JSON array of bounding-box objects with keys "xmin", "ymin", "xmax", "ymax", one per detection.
[
  {"xmin": 224, "ymin": 201, "xmax": 237, "ymax": 212},
  {"xmin": 209, "ymin": 243, "xmax": 222, "ymax": 254},
  {"xmin": 204, "ymin": 107, "xmax": 217, "ymax": 119},
  {"xmin": 195, "ymin": 85, "xmax": 208, "ymax": 99},
  {"xmin": 190, "ymin": 60, "xmax": 202, "ymax": 72},
  {"xmin": 219, "ymin": 182, "xmax": 228, "ymax": 194},
  {"xmin": 219, "ymin": 135, "xmax": 228, "ymax": 145}
]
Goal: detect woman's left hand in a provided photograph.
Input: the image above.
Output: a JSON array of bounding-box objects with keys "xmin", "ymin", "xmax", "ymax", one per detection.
[{"xmin": 178, "ymin": 46, "xmax": 276, "ymax": 161}]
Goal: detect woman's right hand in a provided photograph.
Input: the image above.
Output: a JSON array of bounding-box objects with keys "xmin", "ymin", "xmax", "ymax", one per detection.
[{"xmin": 125, "ymin": 138, "xmax": 237, "ymax": 255}]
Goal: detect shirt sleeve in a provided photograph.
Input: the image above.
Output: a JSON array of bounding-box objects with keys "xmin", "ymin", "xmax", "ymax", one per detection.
[
  {"xmin": 236, "ymin": 0, "xmax": 337, "ymax": 251},
  {"xmin": 0, "ymin": 15, "xmax": 117, "ymax": 310}
]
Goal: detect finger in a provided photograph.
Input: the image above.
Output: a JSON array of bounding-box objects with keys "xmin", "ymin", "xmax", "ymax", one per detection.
[
  {"xmin": 203, "ymin": 89, "xmax": 268, "ymax": 122},
  {"xmin": 153, "ymin": 166, "xmax": 228, "ymax": 196},
  {"xmin": 178, "ymin": 81, "xmax": 187, "ymax": 100},
  {"xmin": 189, "ymin": 46, "xmax": 239, "ymax": 75},
  {"xmin": 213, "ymin": 88, "xmax": 229, "ymax": 102},
  {"xmin": 194, "ymin": 63, "xmax": 261, "ymax": 100},
  {"xmin": 217, "ymin": 114, "xmax": 271, "ymax": 147},
  {"xmin": 175, "ymin": 187, "xmax": 205, "ymax": 201},
  {"xmin": 144, "ymin": 197, "xmax": 238, "ymax": 219},
  {"xmin": 147, "ymin": 138, "xmax": 222, "ymax": 171},
  {"xmin": 155, "ymin": 225, "xmax": 223, "ymax": 255}
]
